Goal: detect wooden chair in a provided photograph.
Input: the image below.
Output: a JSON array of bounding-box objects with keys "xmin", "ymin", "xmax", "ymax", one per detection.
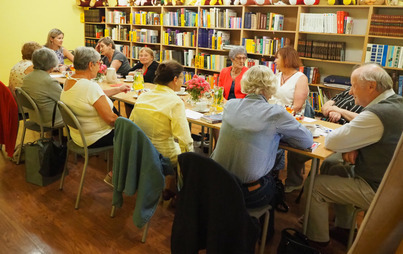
[
  {"xmin": 57, "ymin": 101, "xmax": 113, "ymax": 209},
  {"xmin": 14, "ymin": 87, "xmax": 63, "ymax": 164}
]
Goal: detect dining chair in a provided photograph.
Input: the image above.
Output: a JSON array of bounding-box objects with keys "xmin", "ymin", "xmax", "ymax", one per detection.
[
  {"xmin": 57, "ymin": 101, "xmax": 113, "ymax": 209},
  {"xmin": 14, "ymin": 87, "xmax": 63, "ymax": 164},
  {"xmin": 247, "ymin": 205, "xmax": 272, "ymax": 254}
]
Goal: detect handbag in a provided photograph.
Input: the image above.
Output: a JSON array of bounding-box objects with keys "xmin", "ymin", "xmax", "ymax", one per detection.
[{"xmin": 277, "ymin": 228, "xmax": 321, "ymax": 254}]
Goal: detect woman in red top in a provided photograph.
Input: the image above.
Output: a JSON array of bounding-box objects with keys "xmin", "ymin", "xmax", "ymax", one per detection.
[{"xmin": 218, "ymin": 46, "xmax": 248, "ymax": 100}]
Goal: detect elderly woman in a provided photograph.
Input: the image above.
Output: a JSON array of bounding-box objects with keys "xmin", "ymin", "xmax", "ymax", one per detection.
[
  {"xmin": 129, "ymin": 60, "xmax": 194, "ymax": 201},
  {"xmin": 22, "ymin": 47, "xmax": 64, "ymax": 127},
  {"xmin": 9, "ymin": 41, "xmax": 42, "ymax": 97},
  {"xmin": 44, "ymin": 28, "xmax": 74, "ymax": 72},
  {"xmin": 218, "ymin": 46, "xmax": 248, "ymax": 100},
  {"xmin": 96, "ymin": 37, "xmax": 131, "ymax": 77},
  {"xmin": 272, "ymin": 46, "xmax": 309, "ymax": 114},
  {"xmin": 128, "ymin": 47, "xmax": 159, "ymax": 83},
  {"xmin": 61, "ymin": 46, "xmax": 130, "ymax": 185},
  {"xmin": 211, "ymin": 65, "xmax": 313, "ymax": 209}
]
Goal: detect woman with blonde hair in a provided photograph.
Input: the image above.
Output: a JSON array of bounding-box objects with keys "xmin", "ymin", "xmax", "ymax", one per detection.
[
  {"xmin": 128, "ymin": 47, "xmax": 159, "ymax": 83},
  {"xmin": 44, "ymin": 28, "xmax": 74, "ymax": 71},
  {"xmin": 212, "ymin": 65, "xmax": 312, "ymax": 209}
]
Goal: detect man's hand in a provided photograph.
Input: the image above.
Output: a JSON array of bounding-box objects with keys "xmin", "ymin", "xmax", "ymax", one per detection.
[
  {"xmin": 342, "ymin": 150, "xmax": 358, "ymax": 164},
  {"xmin": 328, "ymin": 111, "xmax": 342, "ymax": 123}
]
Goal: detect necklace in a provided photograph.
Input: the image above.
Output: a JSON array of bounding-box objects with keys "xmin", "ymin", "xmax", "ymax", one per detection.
[{"xmin": 281, "ymin": 71, "xmax": 297, "ymax": 85}]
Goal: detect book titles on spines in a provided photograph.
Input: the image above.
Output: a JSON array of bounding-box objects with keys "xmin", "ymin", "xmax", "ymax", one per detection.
[
  {"xmin": 199, "ymin": 8, "xmax": 241, "ymax": 29},
  {"xmin": 244, "ymin": 12, "xmax": 284, "ymax": 31},
  {"xmin": 162, "ymin": 8, "xmax": 197, "ymax": 27},
  {"xmin": 298, "ymin": 40, "xmax": 346, "ymax": 61},
  {"xmin": 198, "ymin": 29, "xmax": 230, "ymax": 50},
  {"xmin": 299, "ymin": 12, "xmax": 353, "ymax": 34},
  {"xmin": 369, "ymin": 14, "xmax": 403, "ymax": 37},
  {"xmin": 130, "ymin": 29, "xmax": 159, "ymax": 43},
  {"xmin": 365, "ymin": 44, "xmax": 403, "ymax": 69},
  {"xmin": 162, "ymin": 29, "xmax": 196, "ymax": 47},
  {"xmin": 131, "ymin": 11, "xmax": 160, "ymax": 25},
  {"xmin": 242, "ymin": 36, "xmax": 291, "ymax": 56}
]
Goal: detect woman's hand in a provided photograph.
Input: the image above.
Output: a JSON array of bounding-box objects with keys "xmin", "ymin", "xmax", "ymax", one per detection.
[{"xmin": 119, "ymin": 84, "xmax": 131, "ymax": 93}]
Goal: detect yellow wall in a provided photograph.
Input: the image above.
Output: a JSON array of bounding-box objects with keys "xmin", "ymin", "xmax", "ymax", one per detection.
[{"xmin": 0, "ymin": 0, "xmax": 84, "ymax": 85}]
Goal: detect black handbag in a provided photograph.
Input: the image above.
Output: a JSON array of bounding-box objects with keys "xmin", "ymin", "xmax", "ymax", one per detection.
[{"xmin": 277, "ymin": 228, "xmax": 321, "ymax": 254}]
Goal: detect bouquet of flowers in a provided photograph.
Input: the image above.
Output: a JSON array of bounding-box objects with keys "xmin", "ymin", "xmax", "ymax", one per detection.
[
  {"xmin": 95, "ymin": 64, "xmax": 107, "ymax": 82},
  {"xmin": 185, "ymin": 75, "xmax": 211, "ymax": 102}
]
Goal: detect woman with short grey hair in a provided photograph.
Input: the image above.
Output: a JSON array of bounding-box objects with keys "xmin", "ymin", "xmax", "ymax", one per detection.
[
  {"xmin": 22, "ymin": 47, "xmax": 64, "ymax": 127},
  {"xmin": 212, "ymin": 65, "xmax": 313, "ymax": 211},
  {"xmin": 61, "ymin": 46, "xmax": 130, "ymax": 187},
  {"xmin": 218, "ymin": 46, "xmax": 248, "ymax": 100}
]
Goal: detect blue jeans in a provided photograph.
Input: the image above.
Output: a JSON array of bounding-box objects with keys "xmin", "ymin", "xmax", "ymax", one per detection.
[{"xmin": 241, "ymin": 173, "xmax": 276, "ymax": 209}]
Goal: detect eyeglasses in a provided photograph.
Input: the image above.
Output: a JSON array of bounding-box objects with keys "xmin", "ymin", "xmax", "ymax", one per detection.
[{"xmin": 235, "ymin": 56, "xmax": 247, "ymax": 61}]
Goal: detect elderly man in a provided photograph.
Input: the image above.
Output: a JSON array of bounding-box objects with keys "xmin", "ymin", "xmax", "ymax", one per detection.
[{"xmin": 306, "ymin": 63, "xmax": 403, "ymax": 251}]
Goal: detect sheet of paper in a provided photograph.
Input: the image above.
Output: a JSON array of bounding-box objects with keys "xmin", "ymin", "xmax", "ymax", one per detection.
[
  {"xmin": 186, "ymin": 109, "xmax": 204, "ymax": 120},
  {"xmin": 302, "ymin": 117, "xmax": 316, "ymax": 123},
  {"xmin": 50, "ymin": 74, "xmax": 64, "ymax": 78}
]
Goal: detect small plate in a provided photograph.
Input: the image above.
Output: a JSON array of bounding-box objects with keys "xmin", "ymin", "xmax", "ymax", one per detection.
[
  {"xmin": 196, "ymin": 109, "xmax": 210, "ymax": 113},
  {"xmin": 123, "ymin": 79, "xmax": 134, "ymax": 83},
  {"xmin": 176, "ymin": 91, "xmax": 188, "ymax": 96}
]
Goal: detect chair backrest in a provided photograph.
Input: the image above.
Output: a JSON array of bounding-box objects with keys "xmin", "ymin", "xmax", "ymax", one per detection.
[
  {"xmin": 171, "ymin": 152, "xmax": 259, "ymax": 253},
  {"xmin": 57, "ymin": 101, "xmax": 88, "ymax": 148},
  {"xmin": 14, "ymin": 87, "xmax": 45, "ymax": 131}
]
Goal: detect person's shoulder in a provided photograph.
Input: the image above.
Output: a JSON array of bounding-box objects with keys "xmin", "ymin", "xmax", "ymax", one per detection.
[{"xmin": 150, "ymin": 61, "xmax": 159, "ymax": 68}]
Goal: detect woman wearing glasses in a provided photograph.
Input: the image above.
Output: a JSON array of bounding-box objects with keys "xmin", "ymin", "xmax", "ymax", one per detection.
[{"xmin": 218, "ymin": 46, "xmax": 248, "ymax": 100}]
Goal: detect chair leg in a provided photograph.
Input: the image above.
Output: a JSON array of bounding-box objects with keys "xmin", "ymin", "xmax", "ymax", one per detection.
[
  {"xmin": 106, "ymin": 151, "xmax": 110, "ymax": 172},
  {"xmin": 110, "ymin": 205, "xmax": 116, "ymax": 218},
  {"xmin": 259, "ymin": 210, "xmax": 270, "ymax": 254},
  {"xmin": 347, "ymin": 208, "xmax": 362, "ymax": 250},
  {"xmin": 141, "ymin": 222, "xmax": 150, "ymax": 243},
  {"xmin": 16, "ymin": 127, "xmax": 27, "ymax": 164},
  {"xmin": 75, "ymin": 154, "xmax": 89, "ymax": 209},
  {"xmin": 59, "ymin": 149, "xmax": 70, "ymax": 190}
]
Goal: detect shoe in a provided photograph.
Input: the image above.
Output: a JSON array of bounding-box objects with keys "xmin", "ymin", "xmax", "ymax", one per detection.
[
  {"xmin": 104, "ymin": 173, "xmax": 114, "ymax": 188},
  {"xmin": 307, "ymin": 240, "xmax": 334, "ymax": 254},
  {"xmin": 284, "ymin": 184, "xmax": 303, "ymax": 193},
  {"xmin": 329, "ymin": 226, "xmax": 355, "ymax": 247}
]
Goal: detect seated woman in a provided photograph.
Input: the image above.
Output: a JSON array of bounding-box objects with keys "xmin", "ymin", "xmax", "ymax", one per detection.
[
  {"xmin": 129, "ymin": 60, "xmax": 194, "ymax": 200},
  {"xmin": 271, "ymin": 46, "xmax": 309, "ymax": 115},
  {"xmin": 9, "ymin": 41, "xmax": 42, "ymax": 97},
  {"xmin": 96, "ymin": 37, "xmax": 131, "ymax": 77},
  {"xmin": 211, "ymin": 65, "xmax": 313, "ymax": 209},
  {"xmin": 125, "ymin": 47, "xmax": 159, "ymax": 116},
  {"xmin": 218, "ymin": 46, "xmax": 248, "ymax": 100},
  {"xmin": 44, "ymin": 28, "xmax": 74, "ymax": 72},
  {"xmin": 128, "ymin": 47, "xmax": 159, "ymax": 83},
  {"xmin": 22, "ymin": 47, "xmax": 64, "ymax": 127},
  {"xmin": 61, "ymin": 47, "xmax": 130, "ymax": 185}
]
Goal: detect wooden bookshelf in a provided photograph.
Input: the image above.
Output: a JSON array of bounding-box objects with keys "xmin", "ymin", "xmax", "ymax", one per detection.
[{"xmin": 83, "ymin": 4, "xmax": 403, "ymax": 91}]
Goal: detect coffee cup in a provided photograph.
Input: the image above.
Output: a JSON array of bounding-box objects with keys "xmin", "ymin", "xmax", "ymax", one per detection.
[
  {"xmin": 180, "ymin": 87, "xmax": 186, "ymax": 94},
  {"xmin": 195, "ymin": 101, "xmax": 208, "ymax": 112},
  {"xmin": 126, "ymin": 75, "xmax": 134, "ymax": 81}
]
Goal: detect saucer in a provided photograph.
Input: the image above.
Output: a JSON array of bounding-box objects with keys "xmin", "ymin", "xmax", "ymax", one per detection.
[
  {"xmin": 195, "ymin": 108, "xmax": 210, "ymax": 113},
  {"xmin": 176, "ymin": 91, "xmax": 188, "ymax": 96},
  {"xmin": 123, "ymin": 79, "xmax": 134, "ymax": 83}
]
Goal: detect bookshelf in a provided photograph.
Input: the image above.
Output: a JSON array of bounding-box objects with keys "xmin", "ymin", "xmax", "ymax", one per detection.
[{"xmin": 83, "ymin": 4, "xmax": 403, "ymax": 94}]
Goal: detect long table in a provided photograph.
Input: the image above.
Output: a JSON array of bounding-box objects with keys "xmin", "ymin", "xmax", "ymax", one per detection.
[{"xmin": 56, "ymin": 76, "xmax": 339, "ymax": 234}]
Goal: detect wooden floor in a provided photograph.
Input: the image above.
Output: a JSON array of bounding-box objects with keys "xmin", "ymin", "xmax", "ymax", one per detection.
[{"xmin": 0, "ymin": 123, "xmax": 350, "ymax": 254}]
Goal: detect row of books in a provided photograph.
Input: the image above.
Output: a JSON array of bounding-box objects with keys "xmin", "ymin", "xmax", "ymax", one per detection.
[
  {"xmin": 197, "ymin": 73, "xmax": 219, "ymax": 89},
  {"xmin": 195, "ymin": 53, "xmax": 229, "ymax": 71},
  {"xmin": 299, "ymin": 66, "xmax": 320, "ymax": 85},
  {"xmin": 132, "ymin": 46, "xmax": 160, "ymax": 61},
  {"xmin": 115, "ymin": 44, "xmax": 130, "ymax": 58},
  {"xmin": 242, "ymin": 36, "xmax": 291, "ymax": 56},
  {"xmin": 132, "ymin": 11, "xmax": 160, "ymax": 25},
  {"xmin": 162, "ymin": 29, "xmax": 196, "ymax": 47},
  {"xmin": 369, "ymin": 14, "xmax": 403, "ymax": 37},
  {"xmin": 298, "ymin": 40, "xmax": 346, "ymax": 61},
  {"xmin": 197, "ymin": 29, "xmax": 230, "ymax": 49},
  {"xmin": 299, "ymin": 13, "xmax": 353, "ymax": 34},
  {"xmin": 162, "ymin": 49, "xmax": 196, "ymax": 67},
  {"xmin": 199, "ymin": 8, "xmax": 238, "ymax": 29},
  {"xmin": 85, "ymin": 24, "xmax": 104, "ymax": 38},
  {"xmin": 106, "ymin": 10, "xmax": 128, "ymax": 24},
  {"xmin": 84, "ymin": 9, "xmax": 104, "ymax": 23},
  {"xmin": 162, "ymin": 9, "xmax": 197, "ymax": 27},
  {"xmin": 365, "ymin": 44, "xmax": 403, "ymax": 68},
  {"xmin": 244, "ymin": 12, "xmax": 284, "ymax": 31},
  {"xmin": 85, "ymin": 39, "xmax": 98, "ymax": 48},
  {"xmin": 310, "ymin": 86, "xmax": 330, "ymax": 112},
  {"xmin": 105, "ymin": 27, "xmax": 129, "ymax": 41},
  {"xmin": 131, "ymin": 29, "xmax": 159, "ymax": 43}
]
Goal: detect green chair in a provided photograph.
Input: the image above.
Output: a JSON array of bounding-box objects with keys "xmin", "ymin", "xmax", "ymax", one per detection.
[{"xmin": 57, "ymin": 101, "xmax": 113, "ymax": 209}]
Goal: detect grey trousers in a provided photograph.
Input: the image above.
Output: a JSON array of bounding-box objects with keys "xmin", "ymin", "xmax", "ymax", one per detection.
[{"xmin": 305, "ymin": 160, "xmax": 375, "ymax": 242}]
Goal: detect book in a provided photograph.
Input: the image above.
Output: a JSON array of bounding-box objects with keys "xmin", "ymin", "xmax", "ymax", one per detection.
[{"xmin": 201, "ymin": 114, "xmax": 223, "ymax": 124}]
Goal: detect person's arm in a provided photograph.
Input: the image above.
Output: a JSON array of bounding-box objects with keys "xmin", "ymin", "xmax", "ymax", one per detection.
[
  {"xmin": 292, "ymin": 75, "xmax": 309, "ymax": 113},
  {"xmin": 171, "ymin": 101, "xmax": 194, "ymax": 153},
  {"xmin": 103, "ymin": 84, "xmax": 131, "ymax": 97},
  {"xmin": 327, "ymin": 106, "xmax": 359, "ymax": 122},
  {"xmin": 63, "ymin": 48, "xmax": 74, "ymax": 62},
  {"xmin": 325, "ymin": 111, "xmax": 384, "ymax": 152},
  {"xmin": 110, "ymin": 60, "xmax": 122, "ymax": 72},
  {"xmin": 321, "ymin": 99, "xmax": 335, "ymax": 117},
  {"xmin": 93, "ymin": 95, "xmax": 118, "ymax": 126},
  {"xmin": 24, "ymin": 65, "xmax": 34, "ymax": 75},
  {"xmin": 277, "ymin": 110, "xmax": 313, "ymax": 149}
]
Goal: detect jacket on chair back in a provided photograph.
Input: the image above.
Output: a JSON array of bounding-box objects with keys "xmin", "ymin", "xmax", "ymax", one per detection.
[
  {"xmin": 0, "ymin": 81, "xmax": 18, "ymax": 157},
  {"xmin": 112, "ymin": 117, "xmax": 173, "ymax": 228},
  {"xmin": 171, "ymin": 152, "xmax": 260, "ymax": 254}
]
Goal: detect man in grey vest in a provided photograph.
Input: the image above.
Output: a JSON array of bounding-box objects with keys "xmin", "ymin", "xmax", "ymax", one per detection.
[{"xmin": 305, "ymin": 63, "xmax": 403, "ymax": 250}]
